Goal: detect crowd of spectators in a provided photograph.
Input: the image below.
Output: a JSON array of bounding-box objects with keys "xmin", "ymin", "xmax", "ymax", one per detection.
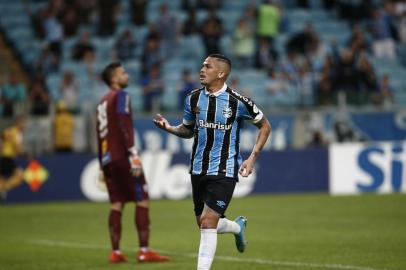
[{"xmin": 1, "ymin": 0, "xmax": 406, "ymax": 119}]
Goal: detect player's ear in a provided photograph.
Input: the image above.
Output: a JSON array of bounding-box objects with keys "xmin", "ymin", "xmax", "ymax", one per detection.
[{"xmin": 218, "ymin": 71, "xmax": 225, "ymax": 79}]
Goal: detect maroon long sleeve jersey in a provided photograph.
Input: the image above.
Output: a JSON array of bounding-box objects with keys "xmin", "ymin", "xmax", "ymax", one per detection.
[{"xmin": 96, "ymin": 89, "xmax": 134, "ymax": 167}]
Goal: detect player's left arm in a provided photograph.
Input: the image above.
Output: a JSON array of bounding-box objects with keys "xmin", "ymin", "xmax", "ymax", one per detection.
[
  {"xmin": 116, "ymin": 91, "xmax": 135, "ymax": 151},
  {"xmin": 239, "ymin": 116, "xmax": 272, "ymax": 177}
]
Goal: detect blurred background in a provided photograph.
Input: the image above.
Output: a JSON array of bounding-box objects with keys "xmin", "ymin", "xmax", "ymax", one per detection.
[{"xmin": 0, "ymin": 0, "xmax": 405, "ymax": 202}]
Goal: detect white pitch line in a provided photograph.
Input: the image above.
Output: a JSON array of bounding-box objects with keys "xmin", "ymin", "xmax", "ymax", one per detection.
[{"xmin": 29, "ymin": 239, "xmax": 393, "ymax": 270}]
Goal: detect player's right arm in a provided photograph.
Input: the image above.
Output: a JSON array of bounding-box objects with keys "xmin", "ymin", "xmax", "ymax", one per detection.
[
  {"xmin": 153, "ymin": 114, "xmax": 194, "ymax": 138},
  {"xmin": 153, "ymin": 93, "xmax": 195, "ymax": 138}
]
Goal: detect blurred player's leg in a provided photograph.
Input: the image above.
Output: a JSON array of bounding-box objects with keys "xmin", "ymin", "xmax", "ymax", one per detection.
[
  {"xmin": 108, "ymin": 203, "xmax": 127, "ymax": 263},
  {"xmin": 197, "ymin": 206, "xmax": 220, "ymax": 270},
  {"xmin": 234, "ymin": 216, "xmax": 248, "ymax": 253},
  {"xmin": 217, "ymin": 216, "xmax": 248, "ymax": 252},
  {"xmin": 135, "ymin": 204, "xmax": 150, "ymax": 248},
  {"xmin": 216, "ymin": 218, "xmax": 241, "ymax": 234},
  {"xmin": 134, "ymin": 175, "xmax": 169, "ymax": 263},
  {"xmin": 197, "ymin": 229, "xmax": 217, "ymax": 270}
]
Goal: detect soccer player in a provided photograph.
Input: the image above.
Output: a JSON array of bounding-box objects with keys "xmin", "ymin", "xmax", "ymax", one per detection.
[
  {"xmin": 0, "ymin": 117, "xmax": 26, "ymax": 200},
  {"xmin": 96, "ymin": 62, "xmax": 169, "ymax": 264},
  {"xmin": 153, "ymin": 54, "xmax": 271, "ymax": 269}
]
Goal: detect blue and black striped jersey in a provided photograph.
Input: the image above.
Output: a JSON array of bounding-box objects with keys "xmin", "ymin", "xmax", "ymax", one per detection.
[{"xmin": 183, "ymin": 84, "xmax": 264, "ymax": 178}]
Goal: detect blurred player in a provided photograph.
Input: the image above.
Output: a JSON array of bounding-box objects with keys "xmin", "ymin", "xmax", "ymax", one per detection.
[
  {"xmin": 154, "ymin": 54, "xmax": 271, "ymax": 269},
  {"xmin": 0, "ymin": 117, "xmax": 26, "ymax": 200},
  {"xmin": 96, "ymin": 62, "xmax": 169, "ymax": 263}
]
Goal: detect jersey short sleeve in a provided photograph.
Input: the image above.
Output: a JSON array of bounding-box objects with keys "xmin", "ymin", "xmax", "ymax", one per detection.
[
  {"xmin": 182, "ymin": 94, "xmax": 195, "ymax": 126},
  {"xmin": 116, "ymin": 90, "xmax": 131, "ymax": 114},
  {"xmin": 238, "ymin": 97, "xmax": 263, "ymax": 124}
]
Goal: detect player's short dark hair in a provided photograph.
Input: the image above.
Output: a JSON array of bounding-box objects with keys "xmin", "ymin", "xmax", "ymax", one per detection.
[
  {"xmin": 208, "ymin": 54, "xmax": 232, "ymax": 70},
  {"xmin": 101, "ymin": 62, "xmax": 122, "ymax": 86}
]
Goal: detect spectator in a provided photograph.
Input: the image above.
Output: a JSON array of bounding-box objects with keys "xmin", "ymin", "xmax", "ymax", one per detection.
[
  {"xmin": 0, "ymin": 117, "xmax": 27, "ymax": 200},
  {"xmin": 286, "ymin": 23, "xmax": 320, "ymax": 58},
  {"xmin": 29, "ymin": 77, "xmax": 50, "ymax": 116},
  {"xmin": 297, "ymin": 0, "xmax": 309, "ymax": 9},
  {"xmin": 322, "ymin": 0, "xmax": 337, "ymax": 11},
  {"xmin": 182, "ymin": 0, "xmax": 197, "ymax": 11},
  {"xmin": 333, "ymin": 112, "xmax": 366, "ymax": 142},
  {"xmin": 42, "ymin": 1, "xmax": 64, "ymax": 59},
  {"xmin": 357, "ymin": 55, "xmax": 378, "ymax": 104},
  {"xmin": 333, "ymin": 48, "xmax": 360, "ymax": 104},
  {"xmin": 53, "ymin": 101, "xmax": 75, "ymax": 152},
  {"xmin": 178, "ymin": 69, "xmax": 198, "ymax": 110},
  {"xmin": 97, "ymin": 0, "xmax": 120, "ymax": 36},
  {"xmin": 308, "ymin": 130, "xmax": 326, "ymax": 148},
  {"xmin": 197, "ymin": 0, "xmax": 222, "ymax": 10},
  {"xmin": 278, "ymin": 5, "xmax": 290, "ymax": 33},
  {"xmin": 296, "ymin": 63, "xmax": 315, "ymax": 107},
  {"xmin": 141, "ymin": 37, "xmax": 162, "ymax": 77},
  {"xmin": 36, "ymin": 45, "xmax": 60, "ymax": 75},
  {"xmin": 255, "ymin": 38, "xmax": 274, "ymax": 70},
  {"xmin": 336, "ymin": 0, "xmax": 373, "ymax": 23},
  {"xmin": 394, "ymin": 1, "xmax": 406, "ymax": 43},
  {"xmin": 144, "ymin": 23, "xmax": 161, "ymax": 42},
  {"xmin": 115, "ymin": 29, "xmax": 137, "ymax": 61},
  {"xmin": 347, "ymin": 24, "xmax": 369, "ymax": 57},
  {"xmin": 266, "ymin": 68, "xmax": 288, "ymax": 94},
  {"xmin": 242, "ymin": 4, "xmax": 257, "ymax": 28},
  {"xmin": 28, "ymin": 4, "xmax": 46, "ymax": 39},
  {"xmin": 232, "ymin": 17, "xmax": 255, "ymax": 68},
  {"xmin": 182, "ymin": 8, "xmax": 199, "ymax": 36},
  {"xmin": 60, "ymin": 4, "xmax": 80, "ymax": 37},
  {"xmin": 141, "ymin": 65, "xmax": 164, "ymax": 112},
  {"xmin": 370, "ymin": 7, "xmax": 396, "ymax": 59},
  {"xmin": 156, "ymin": 4, "xmax": 179, "ymax": 58},
  {"xmin": 0, "ymin": 75, "xmax": 27, "ymax": 117},
  {"xmin": 74, "ymin": 0, "xmax": 97, "ymax": 24},
  {"xmin": 373, "ymin": 74, "xmax": 394, "ymax": 108},
  {"xmin": 130, "ymin": 0, "xmax": 148, "ymax": 26},
  {"xmin": 71, "ymin": 32, "xmax": 96, "ymax": 62},
  {"xmin": 317, "ymin": 55, "xmax": 335, "ymax": 105},
  {"xmin": 199, "ymin": 9, "xmax": 223, "ymax": 55},
  {"xmin": 256, "ymin": 0, "xmax": 280, "ymax": 61},
  {"xmin": 59, "ymin": 71, "xmax": 80, "ymax": 113}
]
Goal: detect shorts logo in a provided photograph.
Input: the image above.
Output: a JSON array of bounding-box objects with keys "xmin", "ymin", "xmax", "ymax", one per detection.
[
  {"xmin": 216, "ymin": 200, "xmax": 226, "ymax": 208},
  {"xmin": 222, "ymin": 107, "xmax": 233, "ymax": 118}
]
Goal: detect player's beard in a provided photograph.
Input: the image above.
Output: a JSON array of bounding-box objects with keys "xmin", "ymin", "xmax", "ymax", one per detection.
[{"xmin": 119, "ymin": 80, "xmax": 129, "ymax": 89}]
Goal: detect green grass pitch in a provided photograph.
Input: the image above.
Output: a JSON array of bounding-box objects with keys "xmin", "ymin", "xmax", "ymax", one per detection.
[{"xmin": 0, "ymin": 193, "xmax": 405, "ymax": 270}]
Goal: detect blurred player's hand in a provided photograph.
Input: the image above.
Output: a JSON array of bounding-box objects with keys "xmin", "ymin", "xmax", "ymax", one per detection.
[
  {"xmin": 153, "ymin": 114, "xmax": 170, "ymax": 130},
  {"xmin": 239, "ymin": 157, "xmax": 255, "ymax": 177},
  {"xmin": 129, "ymin": 154, "xmax": 143, "ymax": 177},
  {"xmin": 97, "ymin": 170, "xmax": 107, "ymax": 192}
]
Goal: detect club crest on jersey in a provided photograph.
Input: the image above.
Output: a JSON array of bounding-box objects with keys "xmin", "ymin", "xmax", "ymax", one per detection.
[{"xmin": 222, "ymin": 107, "xmax": 233, "ymax": 118}]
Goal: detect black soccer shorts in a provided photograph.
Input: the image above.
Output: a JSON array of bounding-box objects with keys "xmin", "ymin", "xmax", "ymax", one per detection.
[{"xmin": 191, "ymin": 174, "xmax": 237, "ymax": 217}]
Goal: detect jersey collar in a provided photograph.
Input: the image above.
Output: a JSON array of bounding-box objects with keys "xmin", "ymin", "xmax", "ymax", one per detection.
[{"xmin": 204, "ymin": 83, "xmax": 227, "ymax": 97}]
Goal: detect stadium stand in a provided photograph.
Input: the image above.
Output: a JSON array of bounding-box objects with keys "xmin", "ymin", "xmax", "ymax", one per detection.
[{"xmin": 0, "ymin": 0, "xmax": 405, "ymax": 113}]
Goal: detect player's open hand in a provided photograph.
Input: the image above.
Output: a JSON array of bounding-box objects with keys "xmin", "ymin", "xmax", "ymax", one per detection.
[{"xmin": 153, "ymin": 114, "xmax": 170, "ymax": 130}]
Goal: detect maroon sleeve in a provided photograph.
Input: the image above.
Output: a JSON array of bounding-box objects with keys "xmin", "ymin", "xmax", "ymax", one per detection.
[{"xmin": 116, "ymin": 90, "xmax": 134, "ymax": 153}]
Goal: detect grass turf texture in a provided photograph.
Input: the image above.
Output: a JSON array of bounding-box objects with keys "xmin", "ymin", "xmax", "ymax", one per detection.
[{"xmin": 0, "ymin": 193, "xmax": 405, "ymax": 270}]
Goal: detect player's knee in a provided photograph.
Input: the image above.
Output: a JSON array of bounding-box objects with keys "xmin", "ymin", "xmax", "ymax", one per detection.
[
  {"xmin": 199, "ymin": 215, "xmax": 218, "ymax": 229},
  {"xmin": 136, "ymin": 200, "xmax": 149, "ymax": 208},
  {"xmin": 111, "ymin": 202, "xmax": 124, "ymax": 211}
]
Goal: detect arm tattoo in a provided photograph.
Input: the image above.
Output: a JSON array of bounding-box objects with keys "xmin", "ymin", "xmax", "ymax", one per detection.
[
  {"xmin": 251, "ymin": 117, "xmax": 272, "ymax": 157},
  {"xmin": 169, "ymin": 124, "xmax": 194, "ymax": 139}
]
